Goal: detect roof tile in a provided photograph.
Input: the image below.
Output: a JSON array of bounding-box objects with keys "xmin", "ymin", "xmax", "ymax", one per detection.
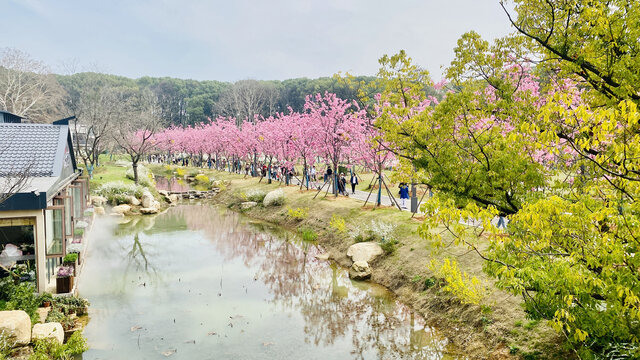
[{"xmin": 0, "ymin": 123, "xmax": 63, "ymax": 177}]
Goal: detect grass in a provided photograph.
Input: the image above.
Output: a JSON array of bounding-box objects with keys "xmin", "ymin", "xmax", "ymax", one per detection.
[{"xmin": 86, "ymin": 154, "xmax": 134, "ymax": 190}]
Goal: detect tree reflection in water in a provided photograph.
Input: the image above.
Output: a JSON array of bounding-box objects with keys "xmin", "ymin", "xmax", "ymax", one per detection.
[{"xmin": 148, "ymin": 204, "xmax": 460, "ymax": 359}]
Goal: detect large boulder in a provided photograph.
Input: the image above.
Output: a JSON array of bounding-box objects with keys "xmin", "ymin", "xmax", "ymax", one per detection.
[
  {"xmin": 111, "ymin": 204, "xmax": 131, "ymax": 215},
  {"xmin": 94, "ymin": 206, "xmax": 105, "ymax": 215},
  {"xmin": 240, "ymin": 201, "xmax": 257, "ymax": 209},
  {"xmin": 168, "ymin": 195, "xmax": 179, "ymax": 204},
  {"xmin": 127, "ymin": 196, "xmax": 141, "ymax": 206},
  {"xmin": 158, "ymin": 190, "xmax": 169, "ymax": 197},
  {"xmin": 0, "ymin": 310, "xmax": 31, "ymax": 346},
  {"xmin": 91, "ymin": 195, "xmax": 107, "ymax": 207},
  {"xmin": 263, "ymin": 189, "xmax": 285, "ymax": 207},
  {"xmin": 349, "ymin": 261, "xmax": 372, "ymax": 280},
  {"xmin": 32, "ymin": 323, "xmax": 64, "ymax": 345},
  {"xmin": 141, "ymin": 191, "xmax": 154, "ymax": 208},
  {"xmin": 347, "ymin": 242, "xmax": 384, "ymax": 263}
]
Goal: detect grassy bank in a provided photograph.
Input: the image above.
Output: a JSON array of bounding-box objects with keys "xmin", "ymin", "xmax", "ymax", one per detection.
[{"xmin": 147, "ymin": 165, "xmax": 568, "ymax": 360}]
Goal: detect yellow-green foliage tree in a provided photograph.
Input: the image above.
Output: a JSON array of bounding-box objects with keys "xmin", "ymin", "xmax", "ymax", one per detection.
[{"xmin": 377, "ymin": 1, "xmax": 640, "ymax": 357}]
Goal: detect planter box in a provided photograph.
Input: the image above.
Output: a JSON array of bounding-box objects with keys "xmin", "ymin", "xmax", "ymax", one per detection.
[{"xmin": 56, "ymin": 276, "xmax": 74, "ymax": 294}]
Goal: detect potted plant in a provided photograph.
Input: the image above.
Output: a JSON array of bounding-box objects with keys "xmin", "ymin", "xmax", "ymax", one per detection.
[
  {"xmin": 56, "ymin": 266, "xmax": 74, "ymax": 293},
  {"xmin": 39, "ymin": 292, "xmax": 53, "ymax": 308},
  {"xmin": 67, "ymin": 243, "xmax": 83, "ymax": 265},
  {"xmin": 63, "ymin": 253, "xmax": 79, "ymax": 276}
]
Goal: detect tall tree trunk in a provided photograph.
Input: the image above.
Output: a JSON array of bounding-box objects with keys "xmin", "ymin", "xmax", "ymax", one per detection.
[
  {"xmin": 132, "ymin": 161, "xmax": 139, "ymax": 185},
  {"xmin": 333, "ymin": 162, "xmax": 338, "ymax": 196}
]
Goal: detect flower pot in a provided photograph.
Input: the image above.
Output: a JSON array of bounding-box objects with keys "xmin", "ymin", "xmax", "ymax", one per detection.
[
  {"xmin": 56, "ymin": 276, "xmax": 74, "ymax": 294},
  {"xmin": 42, "ymin": 301, "xmax": 51, "ymax": 308}
]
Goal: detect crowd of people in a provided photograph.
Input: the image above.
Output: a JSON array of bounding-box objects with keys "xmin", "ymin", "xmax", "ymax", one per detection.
[{"xmin": 147, "ymin": 152, "xmax": 419, "ymax": 209}]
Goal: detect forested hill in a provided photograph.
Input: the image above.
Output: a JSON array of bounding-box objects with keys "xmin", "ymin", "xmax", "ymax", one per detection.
[{"xmin": 56, "ymin": 72, "xmax": 378, "ymax": 126}]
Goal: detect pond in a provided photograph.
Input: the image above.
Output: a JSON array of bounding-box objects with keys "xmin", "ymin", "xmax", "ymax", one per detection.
[
  {"xmin": 77, "ymin": 204, "xmax": 463, "ymax": 359},
  {"xmin": 155, "ymin": 176, "xmax": 210, "ymax": 192}
]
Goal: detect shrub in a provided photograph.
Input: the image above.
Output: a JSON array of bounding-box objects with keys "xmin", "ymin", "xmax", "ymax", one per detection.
[
  {"xmin": 431, "ymin": 258, "xmax": 484, "ymax": 305},
  {"xmin": 287, "ymin": 207, "xmax": 308, "ymax": 221},
  {"xmin": 329, "ymin": 214, "xmax": 346, "ymax": 233},
  {"xmin": 0, "ymin": 279, "xmax": 40, "ymax": 324},
  {"xmin": 30, "ymin": 331, "xmax": 88, "ymax": 360},
  {"xmin": 73, "ymin": 228, "xmax": 84, "ymax": 237},
  {"xmin": 263, "ymin": 189, "xmax": 285, "ymax": 206},
  {"xmin": 244, "ymin": 189, "xmax": 267, "ymax": 203},
  {"xmin": 194, "ymin": 174, "xmax": 210, "ymax": 185},
  {"xmin": 0, "ymin": 330, "xmax": 15, "ymax": 358},
  {"xmin": 63, "ymin": 253, "xmax": 78, "ymax": 264},
  {"xmin": 95, "ymin": 181, "xmax": 147, "ymax": 204},
  {"xmin": 299, "ymin": 228, "xmax": 318, "ymax": 242},
  {"xmin": 176, "ymin": 167, "xmax": 186, "ymax": 177},
  {"xmin": 380, "ymin": 237, "xmax": 399, "ymax": 254},
  {"xmin": 423, "ymin": 277, "xmax": 436, "ymax": 289}
]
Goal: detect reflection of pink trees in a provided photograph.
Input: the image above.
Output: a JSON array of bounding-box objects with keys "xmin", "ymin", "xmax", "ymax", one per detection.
[{"xmin": 157, "ymin": 205, "xmax": 455, "ymax": 358}]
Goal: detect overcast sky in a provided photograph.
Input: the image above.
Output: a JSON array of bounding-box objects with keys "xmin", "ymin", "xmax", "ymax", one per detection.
[{"xmin": 2, "ymin": 0, "xmax": 514, "ymax": 82}]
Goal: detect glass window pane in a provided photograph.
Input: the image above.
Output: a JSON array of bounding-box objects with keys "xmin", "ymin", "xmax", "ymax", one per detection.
[
  {"xmin": 73, "ymin": 187, "xmax": 83, "ymax": 219},
  {"xmin": 64, "ymin": 195, "xmax": 73, "ymax": 237},
  {"xmin": 45, "ymin": 209, "xmax": 63, "ymax": 255}
]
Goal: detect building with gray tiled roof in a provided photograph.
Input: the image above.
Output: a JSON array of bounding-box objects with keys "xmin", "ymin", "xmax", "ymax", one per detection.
[{"xmin": 0, "ymin": 110, "xmax": 90, "ymax": 293}]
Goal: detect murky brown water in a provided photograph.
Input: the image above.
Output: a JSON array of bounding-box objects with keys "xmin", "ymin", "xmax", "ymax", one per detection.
[{"xmin": 78, "ymin": 204, "xmax": 463, "ymax": 359}]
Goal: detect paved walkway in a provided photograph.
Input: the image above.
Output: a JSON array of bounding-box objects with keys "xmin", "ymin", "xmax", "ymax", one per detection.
[{"xmin": 289, "ymin": 176, "xmax": 416, "ymax": 212}]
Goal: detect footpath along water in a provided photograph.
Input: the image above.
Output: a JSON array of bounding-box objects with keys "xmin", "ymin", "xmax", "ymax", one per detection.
[{"xmin": 77, "ymin": 204, "xmax": 464, "ymax": 359}]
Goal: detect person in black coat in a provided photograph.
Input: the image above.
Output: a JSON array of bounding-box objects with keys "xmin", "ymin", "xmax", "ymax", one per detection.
[
  {"xmin": 350, "ymin": 173, "xmax": 359, "ymax": 194},
  {"xmin": 338, "ymin": 173, "xmax": 347, "ymax": 195}
]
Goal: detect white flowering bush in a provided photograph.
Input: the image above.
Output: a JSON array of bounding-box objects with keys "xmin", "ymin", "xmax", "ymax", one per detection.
[
  {"xmin": 244, "ymin": 188, "xmax": 267, "ymax": 203},
  {"xmin": 350, "ymin": 220, "xmax": 396, "ymax": 243},
  {"xmin": 95, "ymin": 181, "xmax": 147, "ymax": 204}
]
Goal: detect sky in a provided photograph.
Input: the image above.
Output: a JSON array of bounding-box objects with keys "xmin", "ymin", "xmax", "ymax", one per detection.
[{"xmin": 1, "ymin": 0, "xmax": 514, "ymax": 82}]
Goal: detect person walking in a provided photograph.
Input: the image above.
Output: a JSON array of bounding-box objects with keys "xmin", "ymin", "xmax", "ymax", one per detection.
[
  {"xmin": 338, "ymin": 173, "xmax": 348, "ymax": 196},
  {"xmin": 399, "ymin": 182, "xmax": 409, "ymax": 209},
  {"xmin": 350, "ymin": 172, "xmax": 359, "ymax": 194}
]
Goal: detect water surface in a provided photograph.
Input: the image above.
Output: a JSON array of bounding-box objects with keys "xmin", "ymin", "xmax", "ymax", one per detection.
[{"xmin": 78, "ymin": 204, "xmax": 461, "ymax": 359}]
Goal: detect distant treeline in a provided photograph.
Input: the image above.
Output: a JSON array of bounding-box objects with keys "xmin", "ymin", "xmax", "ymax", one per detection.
[{"xmin": 56, "ymin": 72, "xmax": 380, "ymax": 126}]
